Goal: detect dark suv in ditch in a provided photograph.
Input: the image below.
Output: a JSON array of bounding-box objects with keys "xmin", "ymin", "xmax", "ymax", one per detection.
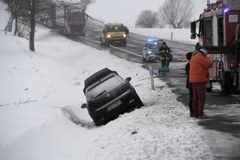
[{"xmin": 81, "ymin": 68, "xmax": 143, "ymax": 126}]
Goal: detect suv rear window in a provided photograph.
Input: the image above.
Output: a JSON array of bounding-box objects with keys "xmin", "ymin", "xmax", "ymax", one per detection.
[{"xmin": 87, "ymin": 75, "xmax": 123, "ymax": 98}]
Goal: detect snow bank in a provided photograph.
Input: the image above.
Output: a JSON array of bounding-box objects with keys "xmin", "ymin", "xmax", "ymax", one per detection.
[{"xmin": 130, "ymin": 28, "xmax": 198, "ymax": 44}]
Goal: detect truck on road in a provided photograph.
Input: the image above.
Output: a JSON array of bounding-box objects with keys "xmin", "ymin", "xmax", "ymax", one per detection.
[
  {"xmin": 100, "ymin": 23, "xmax": 127, "ymax": 46},
  {"xmin": 55, "ymin": 2, "xmax": 86, "ymax": 36}
]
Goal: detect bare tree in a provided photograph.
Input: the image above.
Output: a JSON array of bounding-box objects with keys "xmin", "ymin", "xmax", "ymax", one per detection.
[
  {"xmin": 29, "ymin": 0, "xmax": 35, "ymax": 51},
  {"xmin": 4, "ymin": 0, "xmax": 36, "ymax": 51},
  {"xmin": 4, "ymin": 0, "xmax": 21, "ymax": 35},
  {"xmin": 135, "ymin": 10, "xmax": 160, "ymax": 28},
  {"xmin": 81, "ymin": 0, "xmax": 95, "ymax": 6},
  {"xmin": 3, "ymin": 0, "xmax": 93, "ymax": 51},
  {"xmin": 159, "ymin": 0, "xmax": 193, "ymax": 28}
]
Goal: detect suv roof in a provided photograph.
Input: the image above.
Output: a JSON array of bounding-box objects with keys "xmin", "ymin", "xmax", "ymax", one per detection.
[{"xmin": 83, "ymin": 68, "xmax": 117, "ymax": 94}]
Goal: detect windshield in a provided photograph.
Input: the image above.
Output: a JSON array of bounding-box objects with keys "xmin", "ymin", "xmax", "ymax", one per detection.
[
  {"xmin": 69, "ymin": 12, "xmax": 85, "ymax": 21},
  {"xmin": 106, "ymin": 25, "xmax": 124, "ymax": 32},
  {"xmin": 148, "ymin": 43, "xmax": 161, "ymax": 50}
]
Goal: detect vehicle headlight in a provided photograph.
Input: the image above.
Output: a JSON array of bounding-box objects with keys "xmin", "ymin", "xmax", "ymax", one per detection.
[
  {"xmin": 107, "ymin": 34, "xmax": 111, "ymax": 38},
  {"xmin": 123, "ymin": 34, "xmax": 126, "ymax": 38},
  {"xmin": 147, "ymin": 50, "xmax": 153, "ymax": 54}
]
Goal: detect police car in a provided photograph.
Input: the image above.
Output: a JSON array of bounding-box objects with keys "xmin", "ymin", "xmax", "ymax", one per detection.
[{"xmin": 142, "ymin": 38, "xmax": 164, "ymax": 62}]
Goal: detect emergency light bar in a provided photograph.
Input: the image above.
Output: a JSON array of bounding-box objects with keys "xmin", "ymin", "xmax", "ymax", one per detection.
[{"xmin": 224, "ymin": 7, "xmax": 230, "ymax": 13}]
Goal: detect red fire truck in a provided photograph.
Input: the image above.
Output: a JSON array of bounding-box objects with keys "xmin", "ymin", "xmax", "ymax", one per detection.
[{"xmin": 191, "ymin": 0, "xmax": 240, "ymax": 94}]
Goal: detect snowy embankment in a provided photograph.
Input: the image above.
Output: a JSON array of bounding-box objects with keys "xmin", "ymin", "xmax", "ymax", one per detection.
[
  {"xmin": 130, "ymin": 28, "xmax": 198, "ymax": 44},
  {"xmin": 0, "ymin": 4, "xmax": 212, "ymax": 160}
]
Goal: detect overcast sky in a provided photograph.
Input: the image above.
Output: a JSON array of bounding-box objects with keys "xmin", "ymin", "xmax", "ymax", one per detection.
[{"xmin": 87, "ymin": 0, "xmax": 209, "ymax": 27}]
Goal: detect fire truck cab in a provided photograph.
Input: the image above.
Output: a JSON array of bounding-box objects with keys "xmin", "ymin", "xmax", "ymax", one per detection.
[{"xmin": 191, "ymin": 0, "xmax": 240, "ymax": 94}]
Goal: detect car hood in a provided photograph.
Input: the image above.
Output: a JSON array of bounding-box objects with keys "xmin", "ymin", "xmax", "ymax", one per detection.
[{"xmin": 148, "ymin": 48, "xmax": 159, "ymax": 54}]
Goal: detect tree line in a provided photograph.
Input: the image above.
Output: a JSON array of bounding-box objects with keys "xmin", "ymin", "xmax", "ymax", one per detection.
[
  {"xmin": 2, "ymin": 0, "xmax": 94, "ymax": 51},
  {"xmin": 135, "ymin": 0, "xmax": 194, "ymax": 28},
  {"xmin": 3, "ymin": 0, "xmax": 36, "ymax": 51}
]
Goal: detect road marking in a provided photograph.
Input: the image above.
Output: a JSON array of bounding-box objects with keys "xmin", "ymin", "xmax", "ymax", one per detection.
[
  {"xmin": 79, "ymin": 36, "xmax": 100, "ymax": 44},
  {"xmin": 79, "ymin": 36, "xmax": 142, "ymax": 58},
  {"xmin": 128, "ymin": 38, "xmax": 145, "ymax": 44},
  {"xmin": 79, "ymin": 36, "xmax": 186, "ymax": 59},
  {"xmin": 110, "ymin": 45, "xmax": 142, "ymax": 58},
  {"xmin": 125, "ymin": 43, "xmax": 138, "ymax": 48}
]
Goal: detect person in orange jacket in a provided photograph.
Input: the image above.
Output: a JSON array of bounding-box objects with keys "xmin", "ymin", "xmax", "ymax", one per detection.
[{"xmin": 189, "ymin": 48, "xmax": 213, "ymax": 118}]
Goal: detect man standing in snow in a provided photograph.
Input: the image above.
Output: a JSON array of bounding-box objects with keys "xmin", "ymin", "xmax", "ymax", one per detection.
[{"xmin": 189, "ymin": 48, "xmax": 213, "ymax": 118}]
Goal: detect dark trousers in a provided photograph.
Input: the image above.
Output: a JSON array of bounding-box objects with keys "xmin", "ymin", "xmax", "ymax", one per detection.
[
  {"xmin": 192, "ymin": 83, "xmax": 206, "ymax": 117},
  {"xmin": 188, "ymin": 84, "xmax": 193, "ymax": 112},
  {"xmin": 161, "ymin": 59, "xmax": 169, "ymax": 68}
]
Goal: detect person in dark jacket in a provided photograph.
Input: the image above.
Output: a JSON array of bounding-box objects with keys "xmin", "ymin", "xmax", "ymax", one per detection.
[
  {"xmin": 189, "ymin": 48, "xmax": 213, "ymax": 118},
  {"xmin": 158, "ymin": 42, "xmax": 171, "ymax": 68},
  {"xmin": 185, "ymin": 52, "xmax": 194, "ymax": 117},
  {"xmin": 124, "ymin": 26, "xmax": 129, "ymax": 35}
]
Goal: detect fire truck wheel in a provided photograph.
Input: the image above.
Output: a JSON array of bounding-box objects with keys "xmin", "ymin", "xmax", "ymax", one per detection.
[{"xmin": 221, "ymin": 71, "xmax": 233, "ymax": 95}]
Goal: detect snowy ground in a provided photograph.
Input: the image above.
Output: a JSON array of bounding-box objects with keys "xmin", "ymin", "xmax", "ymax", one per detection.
[
  {"xmin": 0, "ymin": 3, "xmax": 213, "ymax": 160},
  {"xmin": 130, "ymin": 28, "xmax": 198, "ymax": 45}
]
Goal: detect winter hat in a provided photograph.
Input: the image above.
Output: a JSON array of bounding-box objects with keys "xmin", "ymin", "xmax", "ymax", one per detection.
[
  {"xmin": 199, "ymin": 48, "xmax": 208, "ymax": 54},
  {"xmin": 186, "ymin": 52, "xmax": 193, "ymax": 60}
]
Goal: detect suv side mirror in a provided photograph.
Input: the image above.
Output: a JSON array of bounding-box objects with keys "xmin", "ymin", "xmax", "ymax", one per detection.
[
  {"xmin": 125, "ymin": 77, "xmax": 131, "ymax": 82},
  {"xmin": 81, "ymin": 103, "xmax": 87, "ymax": 109}
]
